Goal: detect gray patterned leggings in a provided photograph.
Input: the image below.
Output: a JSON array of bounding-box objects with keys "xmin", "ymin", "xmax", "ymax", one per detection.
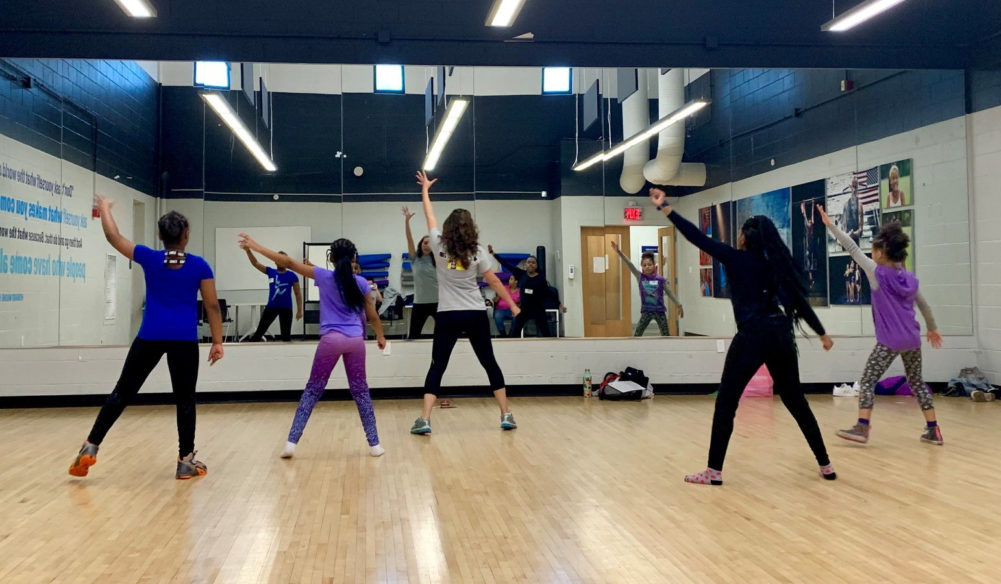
[
  {"xmin": 858, "ymin": 343, "xmax": 933, "ymax": 411},
  {"xmin": 635, "ymin": 311, "xmax": 669, "ymax": 336}
]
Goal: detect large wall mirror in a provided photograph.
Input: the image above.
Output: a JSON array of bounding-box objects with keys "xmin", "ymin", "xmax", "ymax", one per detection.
[{"xmin": 0, "ymin": 59, "xmax": 973, "ymax": 347}]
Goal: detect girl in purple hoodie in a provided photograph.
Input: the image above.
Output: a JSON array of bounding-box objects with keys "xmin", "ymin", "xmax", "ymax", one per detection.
[{"xmin": 819, "ymin": 205, "xmax": 944, "ymax": 445}]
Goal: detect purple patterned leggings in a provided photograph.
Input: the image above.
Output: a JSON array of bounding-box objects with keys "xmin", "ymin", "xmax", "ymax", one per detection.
[{"xmin": 287, "ymin": 332, "xmax": 379, "ymax": 446}]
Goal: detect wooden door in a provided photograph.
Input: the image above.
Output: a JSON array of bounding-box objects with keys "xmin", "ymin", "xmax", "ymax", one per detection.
[
  {"xmin": 580, "ymin": 226, "xmax": 632, "ymax": 337},
  {"xmin": 658, "ymin": 226, "xmax": 680, "ymax": 336}
]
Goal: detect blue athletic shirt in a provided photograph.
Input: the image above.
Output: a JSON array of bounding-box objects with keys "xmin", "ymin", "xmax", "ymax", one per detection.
[
  {"xmin": 266, "ymin": 267, "xmax": 299, "ymax": 309},
  {"xmin": 134, "ymin": 245, "xmax": 214, "ymax": 341}
]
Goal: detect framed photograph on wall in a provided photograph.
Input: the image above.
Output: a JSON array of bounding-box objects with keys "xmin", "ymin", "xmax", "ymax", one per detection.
[
  {"xmin": 882, "ymin": 209, "xmax": 915, "ymax": 272},
  {"xmin": 826, "ymin": 169, "xmax": 880, "ymax": 252},
  {"xmin": 880, "ymin": 159, "xmax": 913, "ymax": 210},
  {"xmin": 735, "ymin": 187, "xmax": 792, "ymax": 247},
  {"xmin": 791, "ymin": 179, "xmax": 829, "ymax": 307},
  {"xmin": 700, "ymin": 267, "xmax": 714, "ymax": 298},
  {"xmin": 698, "ymin": 206, "xmax": 712, "ymax": 267},
  {"xmin": 829, "ymin": 254, "xmax": 872, "ymax": 306}
]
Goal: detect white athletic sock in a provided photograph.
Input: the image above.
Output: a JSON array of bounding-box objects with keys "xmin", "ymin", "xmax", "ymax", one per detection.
[
  {"xmin": 280, "ymin": 441, "xmax": 296, "ymax": 458},
  {"xmin": 369, "ymin": 444, "xmax": 385, "ymax": 457}
]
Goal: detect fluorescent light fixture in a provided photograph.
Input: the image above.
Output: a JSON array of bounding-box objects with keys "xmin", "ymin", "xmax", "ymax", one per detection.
[
  {"xmin": 112, "ymin": 0, "xmax": 156, "ymax": 18},
  {"xmin": 375, "ymin": 65, "xmax": 405, "ymax": 93},
  {"xmin": 201, "ymin": 93, "xmax": 277, "ymax": 172},
  {"xmin": 195, "ymin": 61, "xmax": 230, "ymax": 89},
  {"xmin": 573, "ymin": 99, "xmax": 709, "ymax": 171},
  {"xmin": 423, "ymin": 97, "xmax": 470, "ymax": 171},
  {"xmin": 486, "ymin": 0, "xmax": 528, "ymax": 27},
  {"xmin": 821, "ymin": 0, "xmax": 909, "ymax": 32},
  {"xmin": 543, "ymin": 67, "xmax": 572, "ymax": 94}
]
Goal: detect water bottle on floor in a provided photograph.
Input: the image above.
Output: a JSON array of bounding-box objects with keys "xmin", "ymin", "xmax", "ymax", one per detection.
[{"xmin": 583, "ymin": 368, "xmax": 592, "ymax": 398}]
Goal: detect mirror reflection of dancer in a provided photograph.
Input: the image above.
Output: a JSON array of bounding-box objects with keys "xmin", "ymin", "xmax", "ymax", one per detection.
[
  {"xmin": 240, "ymin": 234, "xmax": 387, "ymax": 458},
  {"xmin": 410, "ymin": 171, "xmax": 521, "ymax": 435},
  {"xmin": 609, "ymin": 240, "xmax": 684, "ymax": 336},
  {"xmin": 245, "ymin": 248, "xmax": 302, "ymax": 342},
  {"xmin": 403, "ymin": 206, "xmax": 439, "ymax": 339},
  {"xmin": 819, "ymin": 206, "xmax": 944, "ymax": 446},
  {"xmin": 69, "ymin": 197, "xmax": 224, "ymax": 480},
  {"xmin": 650, "ymin": 187, "xmax": 836, "ymax": 486},
  {"xmin": 488, "ymin": 246, "xmax": 566, "ymax": 337}
]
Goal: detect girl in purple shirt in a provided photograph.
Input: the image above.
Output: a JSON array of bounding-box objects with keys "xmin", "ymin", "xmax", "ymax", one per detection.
[
  {"xmin": 819, "ymin": 205, "xmax": 944, "ymax": 446},
  {"xmin": 240, "ymin": 234, "xmax": 387, "ymax": 458}
]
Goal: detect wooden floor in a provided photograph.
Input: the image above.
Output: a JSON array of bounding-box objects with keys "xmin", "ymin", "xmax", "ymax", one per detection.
[{"xmin": 2, "ymin": 395, "xmax": 1000, "ymax": 583}]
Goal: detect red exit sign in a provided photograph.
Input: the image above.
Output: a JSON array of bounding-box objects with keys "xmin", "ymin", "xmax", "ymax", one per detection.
[{"xmin": 624, "ymin": 207, "xmax": 643, "ymax": 221}]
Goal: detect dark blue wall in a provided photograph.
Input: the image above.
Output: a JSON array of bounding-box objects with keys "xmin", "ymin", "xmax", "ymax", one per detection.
[{"xmin": 0, "ymin": 59, "xmax": 158, "ymax": 195}]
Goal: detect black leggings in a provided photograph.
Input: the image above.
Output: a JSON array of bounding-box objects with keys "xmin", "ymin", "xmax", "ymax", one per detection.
[
  {"xmin": 408, "ymin": 302, "xmax": 438, "ymax": 339},
  {"xmin": 509, "ymin": 308, "xmax": 553, "ymax": 337},
  {"xmin": 708, "ymin": 316, "xmax": 830, "ymax": 471},
  {"xmin": 88, "ymin": 338, "xmax": 200, "ymax": 457},
  {"xmin": 250, "ymin": 306, "xmax": 293, "ymax": 342},
  {"xmin": 424, "ymin": 310, "xmax": 505, "ymax": 396}
]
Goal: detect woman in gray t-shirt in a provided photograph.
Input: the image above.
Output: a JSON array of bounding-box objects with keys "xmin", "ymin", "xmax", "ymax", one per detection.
[
  {"xmin": 409, "ymin": 171, "xmax": 521, "ymax": 436},
  {"xmin": 403, "ymin": 206, "xmax": 439, "ymax": 339}
]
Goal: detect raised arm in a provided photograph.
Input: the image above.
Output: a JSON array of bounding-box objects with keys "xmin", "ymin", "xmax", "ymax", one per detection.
[
  {"xmin": 238, "ymin": 233, "xmax": 315, "ymax": 280},
  {"xmin": 97, "ymin": 195, "xmax": 135, "ymax": 260},
  {"xmin": 416, "ymin": 171, "xmax": 439, "ymax": 232},
  {"xmin": 915, "ymin": 292, "xmax": 943, "ymax": 348},
  {"xmin": 487, "ymin": 244, "xmax": 526, "ymax": 279},
  {"xmin": 198, "ymin": 278, "xmax": 225, "ymax": 365},
  {"xmin": 650, "ymin": 188, "xmax": 739, "ymax": 264},
  {"xmin": 244, "ymin": 248, "xmax": 267, "ymax": 274},
  {"xmin": 483, "ymin": 270, "xmax": 521, "ymax": 317},
  {"xmin": 403, "ymin": 206, "xmax": 418, "ymax": 260},
  {"xmin": 610, "ymin": 240, "xmax": 642, "ymax": 280},
  {"xmin": 363, "ymin": 294, "xmax": 387, "ymax": 350},
  {"xmin": 817, "ymin": 204, "xmax": 876, "ymax": 286}
]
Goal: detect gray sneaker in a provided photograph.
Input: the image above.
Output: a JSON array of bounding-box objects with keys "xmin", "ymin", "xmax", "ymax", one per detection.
[
  {"xmin": 68, "ymin": 441, "xmax": 99, "ymax": 477},
  {"xmin": 500, "ymin": 412, "xmax": 517, "ymax": 430},
  {"xmin": 971, "ymin": 390, "xmax": 996, "ymax": 402},
  {"xmin": 176, "ymin": 451, "xmax": 208, "ymax": 479},
  {"xmin": 836, "ymin": 423, "xmax": 869, "ymax": 443},
  {"xmin": 920, "ymin": 425, "xmax": 944, "ymax": 445},
  {"xmin": 410, "ymin": 417, "xmax": 431, "ymax": 435}
]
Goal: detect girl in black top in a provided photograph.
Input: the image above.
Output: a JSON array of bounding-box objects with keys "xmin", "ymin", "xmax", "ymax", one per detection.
[
  {"xmin": 488, "ymin": 245, "xmax": 564, "ymax": 337},
  {"xmin": 650, "ymin": 187, "xmax": 836, "ymax": 486}
]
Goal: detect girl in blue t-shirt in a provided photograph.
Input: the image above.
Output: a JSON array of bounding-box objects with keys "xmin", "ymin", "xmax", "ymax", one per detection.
[
  {"xmin": 69, "ymin": 196, "xmax": 224, "ymax": 481},
  {"xmin": 239, "ymin": 234, "xmax": 387, "ymax": 458},
  {"xmin": 245, "ymin": 249, "xmax": 303, "ymax": 342}
]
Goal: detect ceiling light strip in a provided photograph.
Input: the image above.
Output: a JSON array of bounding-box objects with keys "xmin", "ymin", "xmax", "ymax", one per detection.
[
  {"xmin": 821, "ymin": 0, "xmax": 909, "ymax": 32},
  {"xmin": 423, "ymin": 97, "xmax": 470, "ymax": 171}
]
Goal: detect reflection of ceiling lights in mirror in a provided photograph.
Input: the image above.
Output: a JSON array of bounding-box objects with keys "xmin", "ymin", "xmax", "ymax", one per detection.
[
  {"xmin": 486, "ymin": 0, "xmax": 528, "ymax": 27},
  {"xmin": 821, "ymin": 0, "xmax": 908, "ymax": 32},
  {"xmin": 573, "ymin": 99, "xmax": 710, "ymax": 172},
  {"xmin": 201, "ymin": 93, "xmax": 277, "ymax": 172},
  {"xmin": 423, "ymin": 97, "xmax": 469, "ymax": 171},
  {"xmin": 112, "ymin": 0, "xmax": 156, "ymax": 18}
]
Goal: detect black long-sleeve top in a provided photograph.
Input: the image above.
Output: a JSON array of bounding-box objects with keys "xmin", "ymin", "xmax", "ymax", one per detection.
[
  {"xmin": 668, "ymin": 210, "xmax": 826, "ymax": 335},
  {"xmin": 493, "ymin": 253, "xmax": 552, "ymax": 312}
]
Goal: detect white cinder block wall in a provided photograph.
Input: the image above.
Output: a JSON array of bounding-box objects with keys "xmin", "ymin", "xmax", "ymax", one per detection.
[{"xmin": 971, "ymin": 105, "xmax": 1001, "ymax": 382}]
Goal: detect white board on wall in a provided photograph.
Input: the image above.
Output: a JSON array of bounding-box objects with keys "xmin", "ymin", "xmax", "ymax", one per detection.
[{"xmin": 215, "ymin": 226, "xmax": 311, "ymax": 290}]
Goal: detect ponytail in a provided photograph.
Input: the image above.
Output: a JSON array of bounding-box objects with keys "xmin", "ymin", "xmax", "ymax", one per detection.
[
  {"xmin": 740, "ymin": 215, "xmax": 811, "ymax": 330},
  {"xmin": 330, "ymin": 238, "xmax": 365, "ymax": 311}
]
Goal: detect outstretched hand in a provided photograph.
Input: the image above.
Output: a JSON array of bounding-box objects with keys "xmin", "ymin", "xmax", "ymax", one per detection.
[
  {"xmin": 237, "ymin": 233, "xmax": 258, "ymax": 251},
  {"xmin": 487, "ymin": 244, "xmax": 495, "ymax": 254},
  {"xmin": 927, "ymin": 330, "xmax": 943, "ymax": 349},
  {"xmin": 816, "ymin": 204, "xmax": 832, "ymax": 227},
  {"xmin": 416, "ymin": 171, "xmax": 438, "ymax": 191},
  {"xmin": 610, "ymin": 240, "xmax": 619, "ymax": 252},
  {"xmin": 402, "ymin": 205, "xmax": 415, "ymax": 221},
  {"xmin": 96, "ymin": 195, "xmax": 113, "ymax": 213},
  {"xmin": 649, "ymin": 188, "xmax": 671, "ymax": 214}
]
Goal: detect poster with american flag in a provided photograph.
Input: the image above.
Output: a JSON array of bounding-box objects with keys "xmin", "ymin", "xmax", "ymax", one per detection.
[
  {"xmin": 825, "ymin": 168, "xmax": 882, "ymax": 253},
  {"xmin": 853, "ymin": 167, "xmax": 880, "ymax": 208}
]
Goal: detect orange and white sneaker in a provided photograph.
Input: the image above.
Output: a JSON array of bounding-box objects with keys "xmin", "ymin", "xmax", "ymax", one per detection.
[
  {"xmin": 176, "ymin": 451, "xmax": 208, "ymax": 479},
  {"xmin": 68, "ymin": 442, "xmax": 99, "ymax": 477}
]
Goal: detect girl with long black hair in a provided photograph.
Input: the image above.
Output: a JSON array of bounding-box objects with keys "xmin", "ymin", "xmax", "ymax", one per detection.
[
  {"xmin": 649, "ymin": 187, "xmax": 837, "ymax": 485},
  {"xmin": 239, "ymin": 234, "xmax": 387, "ymax": 458},
  {"xmin": 410, "ymin": 171, "xmax": 521, "ymax": 435}
]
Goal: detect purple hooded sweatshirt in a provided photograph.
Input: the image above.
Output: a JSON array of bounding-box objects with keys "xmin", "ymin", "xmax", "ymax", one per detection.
[{"xmin": 872, "ymin": 265, "xmax": 921, "ymax": 351}]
